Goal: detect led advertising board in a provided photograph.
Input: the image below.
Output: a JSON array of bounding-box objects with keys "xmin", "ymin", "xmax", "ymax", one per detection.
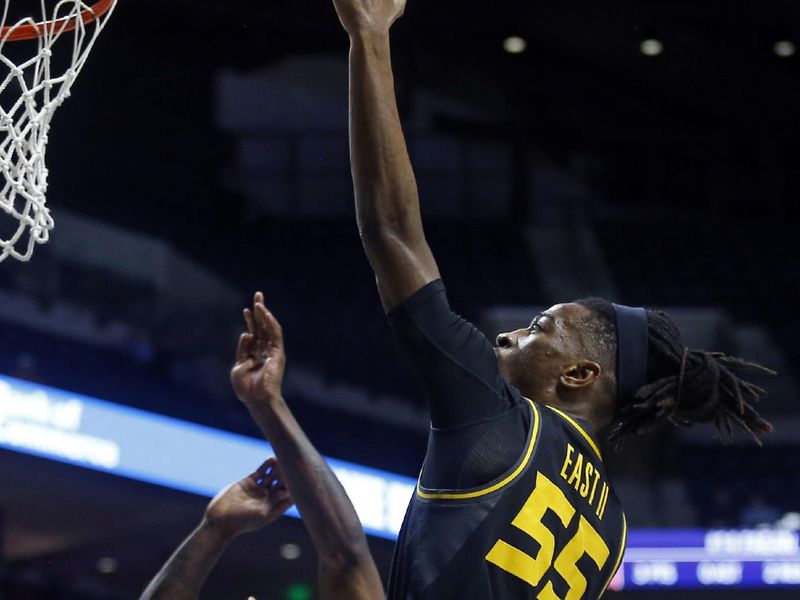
[{"xmin": 0, "ymin": 374, "xmax": 415, "ymax": 540}]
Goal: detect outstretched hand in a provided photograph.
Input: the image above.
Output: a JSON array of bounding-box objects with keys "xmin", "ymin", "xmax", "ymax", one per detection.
[
  {"xmin": 332, "ymin": 0, "xmax": 406, "ymax": 37},
  {"xmin": 231, "ymin": 292, "xmax": 286, "ymax": 409},
  {"xmin": 204, "ymin": 458, "xmax": 292, "ymax": 539}
]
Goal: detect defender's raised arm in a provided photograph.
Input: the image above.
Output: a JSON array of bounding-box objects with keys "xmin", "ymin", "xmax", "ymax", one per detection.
[
  {"xmin": 231, "ymin": 293, "xmax": 384, "ymax": 600},
  {"xmin": 333, "ymin": 0, "xmax": 439, "ymax": 311}
]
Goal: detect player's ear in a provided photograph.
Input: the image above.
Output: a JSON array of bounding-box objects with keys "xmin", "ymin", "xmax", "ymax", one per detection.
[{"xmin": 559, "ymin": 361, "xmax": 601, "ymax": 389}]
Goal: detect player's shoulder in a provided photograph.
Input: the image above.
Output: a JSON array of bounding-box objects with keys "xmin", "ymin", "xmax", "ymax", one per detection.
[{"xmin": 387, "ymin": 278, "xmax": 447, "ymax": 319}]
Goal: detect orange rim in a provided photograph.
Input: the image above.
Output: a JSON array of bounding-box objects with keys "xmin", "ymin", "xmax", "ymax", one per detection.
[{"xmin": 1, "ymin": 0, "xmax": 115, "ymax": 42}]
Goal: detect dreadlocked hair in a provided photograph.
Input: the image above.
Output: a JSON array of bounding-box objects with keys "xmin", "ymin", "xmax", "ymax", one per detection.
[{"xmin": 574, "ymin": 297, "xmax": 775, "ymax": 448}]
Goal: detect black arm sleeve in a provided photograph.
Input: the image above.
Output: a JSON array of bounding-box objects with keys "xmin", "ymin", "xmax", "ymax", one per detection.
[
  {"xmin": 388, "ymin": 279, "xmax": 519, "ymax": 428},
  {"xmin": 389, "ymin": 279, "xmax": 529, "ymax": 490}
]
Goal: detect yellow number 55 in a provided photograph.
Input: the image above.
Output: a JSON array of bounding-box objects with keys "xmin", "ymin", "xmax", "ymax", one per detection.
[{"xmin": 486, "ymin": 472, "xmax": 610, "ymax": 600}]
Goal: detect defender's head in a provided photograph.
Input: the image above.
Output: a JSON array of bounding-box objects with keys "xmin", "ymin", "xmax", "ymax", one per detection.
[{"xmin": 495, "ymin": 297, "xmax": 774, "ymax": 446}]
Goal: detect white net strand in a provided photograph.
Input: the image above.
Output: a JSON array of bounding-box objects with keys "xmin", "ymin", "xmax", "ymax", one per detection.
[{"xmin": 0, "ymin": 0, "xmax": 116, "ymax": 262}]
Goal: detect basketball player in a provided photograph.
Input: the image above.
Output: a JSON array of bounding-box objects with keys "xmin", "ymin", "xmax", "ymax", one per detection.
[
  {"xmin": 140, "ymin": 292, "xmax": 384, "ymax": 600},
  {"xmin": 331, "ymin": 0, "xmax": 775, "ymax": 597}
]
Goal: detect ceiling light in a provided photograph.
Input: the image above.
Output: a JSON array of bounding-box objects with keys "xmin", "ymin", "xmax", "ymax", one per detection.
[
  {"xmin": 96, "ymin": 557, "xmax": 118, "ymax": 574},
  {"xmin": 503, "ymin": 36, "xmax": 527, "ymax": 54},
  {"xmin": 640, "ymin": 39, "xmax": 663, "ymax": 57},
  {"xmin": 279, "ymin": 543, "xmax": 302, "ymax": 560},
  {"xmin": 774, "ymin": 40, "xmax": 796, "ymax": 57}
]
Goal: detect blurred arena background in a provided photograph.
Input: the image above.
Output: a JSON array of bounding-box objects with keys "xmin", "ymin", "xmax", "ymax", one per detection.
[{"xmin": 1, "ymin": 0, "xmax": 799, "ymax": 598}]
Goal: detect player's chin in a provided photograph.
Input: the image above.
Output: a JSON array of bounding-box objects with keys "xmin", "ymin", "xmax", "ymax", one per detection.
[{"xmin": 495, "ymin": 348, "xmax": 513, "ymax": 380}]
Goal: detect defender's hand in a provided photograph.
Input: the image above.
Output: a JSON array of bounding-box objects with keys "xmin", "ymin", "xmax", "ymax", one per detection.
[
  {"xmin": 231, "ymin": 292, "xmax": 286, "ymax": 409},
  {"xmin": 332, "ymin": 0, "xmax": 406, "ymax": 37},
  {"xmin": 203, "ymin": 458, "xmax": 292, "ymax": 539}
]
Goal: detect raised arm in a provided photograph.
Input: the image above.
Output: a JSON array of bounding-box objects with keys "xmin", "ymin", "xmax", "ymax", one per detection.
[
  {"xmin": 140, "ymin": 459, "xmax": 291, "ymax": 600},
  {"xmin": 333, "ymin": 0, "xmax": 439, "ymax": 311},
  {"xmin": 231, "ymin": 292, "xmax": 384, "ymax": 600}
]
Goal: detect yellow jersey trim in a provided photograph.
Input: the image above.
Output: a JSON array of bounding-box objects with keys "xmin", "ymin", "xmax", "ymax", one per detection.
[
  {"xmin": 544, "ymin": 405, "xmax": 603, "ymax": 460},
  {"xmin": 416, "ymin": 398, "xmax": 541, "ymax": 500},
  {"xmin": 600, "ymin": 513, "xmax": 627, "ymax": 597}
]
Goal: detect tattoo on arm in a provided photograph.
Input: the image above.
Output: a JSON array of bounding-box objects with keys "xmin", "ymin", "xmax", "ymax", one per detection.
[{"xmin": 139, "ymin": 523, "xmax": 231, "ymax": 600}]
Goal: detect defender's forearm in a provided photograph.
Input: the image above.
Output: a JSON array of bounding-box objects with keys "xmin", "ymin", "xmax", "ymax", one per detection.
[
  {"xmin": 248, "ymin": 398, "xmax": 370, "ymax": 566},
  {"xmin": 349, "ymin": 32, "xmax": 422, "ymax": 240},
  {"xmin": 139, "ymin": 522, "xmax": 231, "ymax": 600}
]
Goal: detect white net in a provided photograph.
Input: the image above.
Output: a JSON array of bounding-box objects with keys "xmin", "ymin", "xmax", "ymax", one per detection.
[{"xmin": 0, "ymin": 0, "xmax": 117, "ymax": 262}]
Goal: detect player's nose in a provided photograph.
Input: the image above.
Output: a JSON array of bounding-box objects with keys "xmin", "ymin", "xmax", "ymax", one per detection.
[{"xmin": 496, "ymin": 332, "xmax": 515, "ymax": 348}]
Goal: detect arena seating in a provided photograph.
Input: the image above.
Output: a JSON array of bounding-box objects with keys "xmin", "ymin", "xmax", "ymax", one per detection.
[
  {"xmin": 0, "ymin": 219, "xmax": 540, "ymax": 477},
  {"xmin": 2, "ymin": 214, "xmax": 797, "ymax": 522},
  {"xmin": 213, "ymin": 219, "xmax": 544, "ymax": 406},
  {"xmin": 593, "ymin": 214, "xmax": 800, "ymax": 383},
  {"xmin": 678, "ymin": 444, "xmax": 800, "ymax": 526}
]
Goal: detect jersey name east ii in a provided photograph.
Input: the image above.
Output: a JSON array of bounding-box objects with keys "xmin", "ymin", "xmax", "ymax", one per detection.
[{"xmin": 387, "ymin": 399, "xmax": 627, "ymax": 600}]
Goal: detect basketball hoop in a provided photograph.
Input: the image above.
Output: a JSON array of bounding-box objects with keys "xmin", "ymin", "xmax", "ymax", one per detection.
[{"xmin": 0, "ymin": 0, "xmax": 117, "ymax": 263}]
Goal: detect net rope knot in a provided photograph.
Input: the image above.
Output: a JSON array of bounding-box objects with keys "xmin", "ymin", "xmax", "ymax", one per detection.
[{"xmin": 0, "ymin": 0, "xmax": 116, "ymax": 262}]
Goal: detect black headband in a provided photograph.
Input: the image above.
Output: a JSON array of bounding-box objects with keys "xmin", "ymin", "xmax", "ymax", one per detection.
[{"xmin": 613, "ymin": 304, "xmax": 649, "ymax": 410}]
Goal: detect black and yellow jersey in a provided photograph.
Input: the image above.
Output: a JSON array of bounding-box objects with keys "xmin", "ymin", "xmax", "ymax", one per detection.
[
  {"xmin": 386, "ymin": 398, "xmax": 626, "ymax": 600},
  {"xmin": 386, "ymin": 280, "xmax": 627, "ymax": 599}
]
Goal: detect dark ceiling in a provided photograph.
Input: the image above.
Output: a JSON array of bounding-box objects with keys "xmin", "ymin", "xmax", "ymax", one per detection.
[{"xmin": 39, "ymin": 0, "xmax": 799, "ymax": 248}]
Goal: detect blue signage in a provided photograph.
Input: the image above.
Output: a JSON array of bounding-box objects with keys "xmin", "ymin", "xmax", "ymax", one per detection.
[{"xmin": 0, "ymin": 374, "xmax": 415, "ymax": 540}]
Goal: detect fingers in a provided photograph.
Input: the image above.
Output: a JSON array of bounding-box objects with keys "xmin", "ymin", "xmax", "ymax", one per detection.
[
  {"xmin": 271, "ymin": 495, "xmax": 294, "ymax": 517},
  {"xmin": 235, "ymin": 332, "xmax": 254, "ymax": 363},
  {"xmin": 251, "ymin": 457, "xmax": 276, "ymax": 477},
  {"xmin": 271, "ymin": 484, "xmax": 291, "ymax": 502},
  {"xmin": 250, "ymin": 458, "xmax": 289, "ymax": 497},
  {"xmin": 252, "ymin": 291, "xmax": 267, "ymax": 337},
  {"xmin": 265, "ymin": 462, "xmax": 290, "ymax": 501},
  {"xmin": 243, "ymin": 308, "xmax": 256, "ymax": 335},
  {"xmin": 250, "ymin": 457, "xmax": 278, "ymax": 485},
  {"xmin": 246, "ymin": 459, "xmax": 293, "ymax": 519},
  {"xmin": 243, "ymin": 292, "xmax": 282, "ymax": 354},
  {"xmin": 268, "ymin": 457, "xmax": 285, "ymax": 483},
  {"xmin": 242, "ymin": 292, "xmax": 267, "ymax": 338},
  {"xmin": 258, "ymin": 462, "xmax": 291, "ymax": 502},
  {"xmin": 254, "ymin": 302, "xmax": 284, "ymax": 350},
  {"xmin": 266, "ymin": 473, "xmax": 292, "ymax": 507}
]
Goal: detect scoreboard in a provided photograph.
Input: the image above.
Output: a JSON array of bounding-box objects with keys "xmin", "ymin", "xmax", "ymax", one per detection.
[{"xmin": 609, "ymin": 528, "xmax": 800, "ymax": 589}]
